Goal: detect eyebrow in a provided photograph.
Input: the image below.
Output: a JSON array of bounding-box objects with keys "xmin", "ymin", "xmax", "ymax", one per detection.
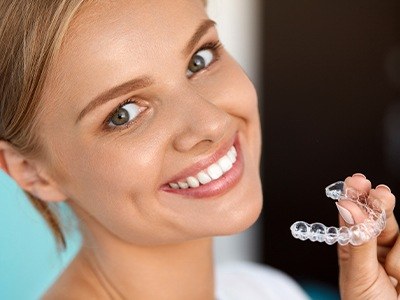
[
  {"xmin": 76, "ymin": 19, "xmax": 217, "ymax": 124},
  {"xmin": 182, "ymin": 19, "xmax": 217, "ymax": 56},
  {"xmin": 76, "ymin": 76, "xmax": 153, "ymax": 124}
]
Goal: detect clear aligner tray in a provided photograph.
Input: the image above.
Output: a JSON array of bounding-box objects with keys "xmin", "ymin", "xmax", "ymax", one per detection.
[{"xmin": 290, "ymin": 181, "xmax": 386, "ymax": 246}]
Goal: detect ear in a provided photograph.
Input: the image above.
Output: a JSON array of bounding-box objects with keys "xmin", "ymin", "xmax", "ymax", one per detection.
[{"xmin": 0, "ymin": 140, "xmax": 67, "ymax": 202}]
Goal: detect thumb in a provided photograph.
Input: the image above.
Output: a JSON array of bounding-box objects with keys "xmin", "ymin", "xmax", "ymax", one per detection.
[{"xmin": 337, "ymin": 199, "xmax": 379, "ymax": 285}]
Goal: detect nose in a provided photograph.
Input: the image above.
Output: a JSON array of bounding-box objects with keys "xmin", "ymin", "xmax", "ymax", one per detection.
[{"xmin": 171, "ymin": 90, "xmax": 230, "ymax": 154}]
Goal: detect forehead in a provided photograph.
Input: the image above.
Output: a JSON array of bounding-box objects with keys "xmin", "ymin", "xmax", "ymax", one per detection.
[
  {"xmin": 68, "ymin": 0, "xmax": 206, "ymax": 46},
  {"xmin": 44, "ymin": 0, "xmax": 208, "ymax": 116},
  {"xmin": 61, "ymin": 0, "xmax": 207, "ymax": 68}
]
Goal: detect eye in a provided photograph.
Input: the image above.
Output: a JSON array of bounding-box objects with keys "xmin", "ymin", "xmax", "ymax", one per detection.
[
  {"xmin": 107, "ymin": 101, "xmax": 143, "ymax": 129},
  {"xmin": 186, "ymin": 48, "xmax": 214, "ymax": 77}
]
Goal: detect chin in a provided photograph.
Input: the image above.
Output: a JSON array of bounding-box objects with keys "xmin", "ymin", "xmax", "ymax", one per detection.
[{"xmin": 213, "ymin": 183, "xmax": 263, "ymax": 237}]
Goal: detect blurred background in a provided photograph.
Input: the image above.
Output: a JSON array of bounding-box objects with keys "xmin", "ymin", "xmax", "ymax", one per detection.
[
  {"xmin": 260, "ymin": 0, "xmax": 400, "ymax": 291},
  {"xmin": 1, "ymin": 0, "xmax": 399, "ymax": 299},
  {"xmin": 214, "ymin": 0, "xmax": 400, "ymax": 297}
]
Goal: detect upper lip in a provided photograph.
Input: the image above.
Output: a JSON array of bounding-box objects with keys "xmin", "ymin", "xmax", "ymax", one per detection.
[{"xmin": 163, "ymin": 132, "xmax": 238, "ymax": 185}]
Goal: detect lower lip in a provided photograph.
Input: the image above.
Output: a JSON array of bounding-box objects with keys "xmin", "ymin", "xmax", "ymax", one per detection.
[{"xmin": 160, "ymin": 141, "xmax": 244, "ymax": 199}]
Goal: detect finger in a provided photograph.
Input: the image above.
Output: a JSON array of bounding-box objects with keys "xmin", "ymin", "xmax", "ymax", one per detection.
[
  {"xmin": 337, "ymin": 173, "xmax": 371, "ymax": 225},
  {"xmin": 336, "ymin": 199, "xmax": 367, "ymax": 225},
  {"xmin": 389, "ymin": 276, "xmax": 398, "ymax": 288},
  {"xmin": 338, "ymin": 174, "xmax": 378, "ymax": 275},
  {"xmin": 370, "ymin": 185, "xmax": 398, "ymax": 248},
  {"xmin": 343, "ymin": 173, "xmax": 372, "ymax": 195},
  {"xmin": 338, "ymin": 238, "xmax": 378, "ymax": 285},
  {"xmin": 385, "ymin": 236, "xmax": 400, "ymax": 284}
]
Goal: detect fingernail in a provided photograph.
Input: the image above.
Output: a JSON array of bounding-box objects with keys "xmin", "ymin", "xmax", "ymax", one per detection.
[
  {"xmin": 335, "ymin": 202, "xmax": 355, "ymax": 225},
  {"xmin": 352, "ymin": 173, "xmax": 366, "ymax": 179},
  {"xmin": 376, "ymin": 184, "xmax": 391, "ymax": 193}
]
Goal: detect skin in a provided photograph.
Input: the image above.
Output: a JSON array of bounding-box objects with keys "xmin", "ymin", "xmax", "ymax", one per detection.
[
  {"xmin": 0, "ymin": 0, "xmax": 263, "ymax": 298},
  {"xmin": 338, "ymin": 174, "xmax": 400, "ymax": 300},
  {"xmin": 0, "ymin": 1, "xmax": 399, "ymax": 299}
]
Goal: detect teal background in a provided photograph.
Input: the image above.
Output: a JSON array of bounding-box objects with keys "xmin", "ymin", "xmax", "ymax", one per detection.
[{"xmin": 0, "ymin": 171, "xmax": 81, "ymax": 300}]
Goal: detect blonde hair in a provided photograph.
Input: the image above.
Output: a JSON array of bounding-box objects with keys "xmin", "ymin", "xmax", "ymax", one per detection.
[
  {"xmin": 0, "ymin": 0, "xmax": 86, "ymax": 249},
  {"xmin": 0, "ymin": 0, "xmax": 208, "ymax": 249}
]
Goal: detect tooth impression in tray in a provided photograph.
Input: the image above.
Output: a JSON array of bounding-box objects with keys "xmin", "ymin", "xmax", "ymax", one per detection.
[{"xmin": 290, "ymin": 181, "xmax": 386, "ymax": 246}]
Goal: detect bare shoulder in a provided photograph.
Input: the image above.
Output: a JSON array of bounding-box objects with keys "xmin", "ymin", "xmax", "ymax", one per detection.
[{"xmin": 41, "ymin": 252, "xmax": 106, "ymax": 300}]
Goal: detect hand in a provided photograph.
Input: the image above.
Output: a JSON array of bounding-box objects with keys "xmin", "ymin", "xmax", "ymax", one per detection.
[{"xmin": 338, "ymin": 173, "xmax": 400, "ymax": 300}]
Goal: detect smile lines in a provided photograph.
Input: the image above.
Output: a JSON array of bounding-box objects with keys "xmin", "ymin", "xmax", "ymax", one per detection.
[{"xmin": 168, "ymin": 146, "xmax": 237, "ymax": 189}]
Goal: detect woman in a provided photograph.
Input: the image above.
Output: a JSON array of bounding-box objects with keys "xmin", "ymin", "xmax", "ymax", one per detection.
[{"xmin": 0, "ymin": 0, "xmax": 398, "ymax": 299}]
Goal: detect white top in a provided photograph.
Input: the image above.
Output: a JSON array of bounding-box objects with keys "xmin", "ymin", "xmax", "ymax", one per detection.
[{"xmin": 215, "ymin": 262, "xmax": 310, "ymax": 300}]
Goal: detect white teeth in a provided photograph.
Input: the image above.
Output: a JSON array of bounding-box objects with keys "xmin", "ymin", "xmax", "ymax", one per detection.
[
  {"xmin": 168, "ymin": 145, "xmax": 238, "ymax": 189},
  {"xmin": 218, "ymin": 156, "xmax": 233, "ymax": 172},
  {"xmin": 197, "ymin": 171, "xmax": 212, "ymax": 184},
  {"xmin": 227, "ymin": 150, "xmax": 236, "ymax": 163},
  {"xmin": 169, "ymin": 183, "xmax": 179, "ymax": 189},
  {"xmin": 207, "ymin": 163, "xmax": 223, "ymax": 180},
  {"xmin": 187, "ymin": 176, "xmax": 200, "ymax": 188},
  {"xmin": 178, "ymin": 181, "xmax": 189, "ymax": 189},
  {"xmin": 230, "ymin": 146, "xmax": 237, "ymax": 157}
]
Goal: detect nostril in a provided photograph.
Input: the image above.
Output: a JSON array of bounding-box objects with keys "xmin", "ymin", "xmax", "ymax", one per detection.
[{"xmin": 171, "ymin": 101, "xmax": 229, "ymax": 152}]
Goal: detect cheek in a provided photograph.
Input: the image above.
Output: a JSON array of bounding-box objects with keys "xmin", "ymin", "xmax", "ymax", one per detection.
[
  {"xmin": 50, "ymin": 137, "xmax": 176, "ymax": 243},
  {"xmin": 46, "ymin": 132, "xmax": 165, "ymax": 213},
  {"xmin": 213, "ymin": 58, "xmax": 262, "ymax": 157},
  {"xmin": 216, "ymin": 55, "xmax": 259, "ymax": 110},
  {"xmin": 76, "ymin": 142, "xmax": 160, "ymax": 194},
  {"xmin": 205, "ymin": 55, "xmax": 260, "ymax": 129}
]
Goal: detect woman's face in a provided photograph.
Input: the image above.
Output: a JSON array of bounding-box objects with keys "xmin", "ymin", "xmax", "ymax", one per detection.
[{"xmin": 38, "ymin": 0, "xmax": 263, "ymax": 245}]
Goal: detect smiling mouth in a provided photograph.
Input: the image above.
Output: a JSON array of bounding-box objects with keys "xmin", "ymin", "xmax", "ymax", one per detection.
[{"xmin": 167, "ymin": 145, "xmax": 237, "ymax": 189}]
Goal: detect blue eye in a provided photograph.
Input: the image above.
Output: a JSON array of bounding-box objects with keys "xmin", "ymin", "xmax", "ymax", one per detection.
[
  {"xmin": 186, "ymin": 48, "xmax": 215, "ymax": 77},
  {"xmin": 107, "ymin": 101, "xmax": 142, "ymax": 128}
]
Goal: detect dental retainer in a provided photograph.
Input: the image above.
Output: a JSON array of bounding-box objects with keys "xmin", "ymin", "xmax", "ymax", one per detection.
[{"xmin": 290, "ymin": 181, "xmax": 386, "ymax": 246}]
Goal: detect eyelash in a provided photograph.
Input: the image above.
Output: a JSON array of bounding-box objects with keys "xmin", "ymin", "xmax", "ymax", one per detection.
[
  {"xmin": 102, "ymin": 40, "xmax": 223, "ymax": 132},
  {"xmin": 199, "ymin": 40, "xmax": 223, "ymax": 54},
  {"xmin": 187, "ymin": 40, "xmax": 223, "ymax": 77},
  {"xmin": 102, "ymin": 98, "xmax": 142, "ymax": 132}
]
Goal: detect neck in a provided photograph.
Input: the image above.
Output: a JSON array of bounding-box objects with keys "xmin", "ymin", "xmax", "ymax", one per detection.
[{"xmin": 78, "ymin": 232, "xmax": 215, "ymax": 300}]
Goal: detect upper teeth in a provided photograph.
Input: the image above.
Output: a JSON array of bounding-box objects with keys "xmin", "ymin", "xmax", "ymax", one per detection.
[{"xmin": 168, "ymin": 146, "xmax": 237, "ymax": 189}]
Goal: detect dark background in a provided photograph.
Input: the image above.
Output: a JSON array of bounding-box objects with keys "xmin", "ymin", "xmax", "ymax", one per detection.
[{"xmin": 259, "ymin": 0, "xmax": 400, "ymax": 289}]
